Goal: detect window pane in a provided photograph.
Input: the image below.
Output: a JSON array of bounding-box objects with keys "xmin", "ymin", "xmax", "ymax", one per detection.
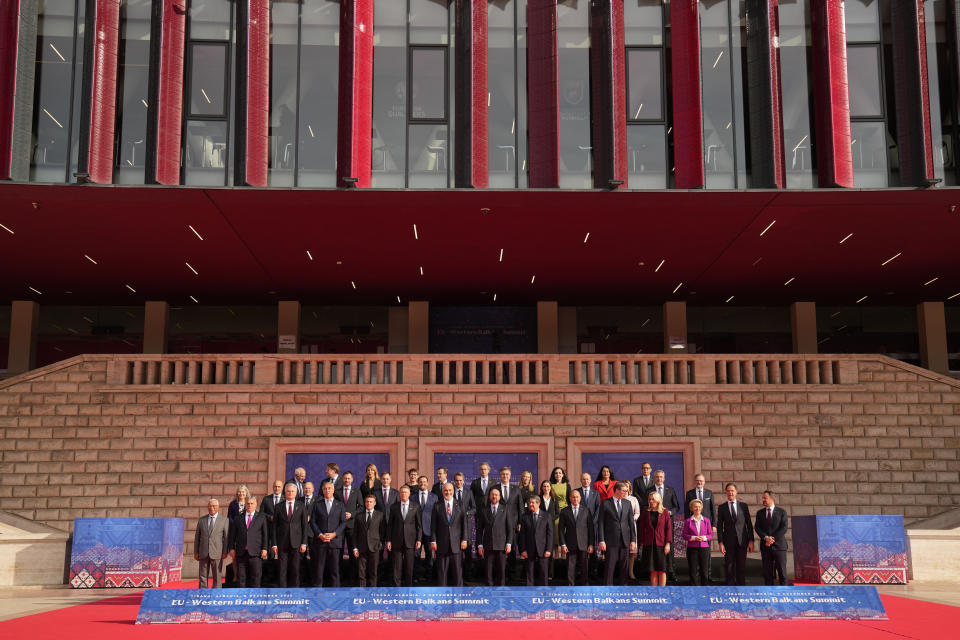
[
  {"xmin": 410, "ymin": 48, "xmax": 447, "ymax": 120},
  {"xmin": 923, "ymin": 0, "xmax": 945, "ymax": 184},
  {"xmin": 372, "ymin": 0, "xmax": 406, "ymax": 187},
  {"xmin": 851, "ymin": 121, "xmax": 888, "ymax": 187},
  {"xmin": 410, "ymin": 0, "xmax": 449, "ymax": 44},
  {"xmin": 847, "ymin": 45, "xmax": 883, "ymax": 117},
  {"xmin": 114, "ymin": 0, "xmax": 152, "ymax": 184},
  {"xmin": 298, "ymin": 0, "xmax": 340, "ymax": 187},
  {"xmin": 626, "ymin": 48, "xmax": 662, "ymax": 120},
  {"xmin": 627, "ymin": 124, "xmax": 666, "ymax": 188},
  {"xmin": 408, "ymin": 123, "xmax": 448, "ymax": 187},
  {"xmin": 189, "ymin": 0, "xmax": 232, "ymax": 40},
  {"xmin": 268, "ymin": 0, "xmax": 298, "ymax": 186},
  {"xmin": 558, "ymin": 0, "xmax": 591, "ymax": 188},
  {"xmin": 700, "ymin": 0, "xmax": 736, "ymax": 188},
  {"xmin": 184, "ymin": 120, "xmax": 228, "ymax": 185},
  {"xmin": 844, "ymin": 0, "xmax": 880, "ymax": 42},
  {"xmin": 779, "ymin": 0, "xmax": 816, "ymax": 188},
  {"xmin": 624, "ymin": 0, "xmax": 663, "ymax": 46},
  {"xmin": 488, "ymin": 0, "xmax": 518, "ymax": 187},
  {"xmin": 189, "ymin": 44, "xmax": 227, "ymax": 116}
]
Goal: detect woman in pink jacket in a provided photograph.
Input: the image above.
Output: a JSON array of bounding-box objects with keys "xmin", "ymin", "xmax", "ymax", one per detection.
[{"xmin": 683, "ymin": 498, "xmax": 713, "ymax": 585}]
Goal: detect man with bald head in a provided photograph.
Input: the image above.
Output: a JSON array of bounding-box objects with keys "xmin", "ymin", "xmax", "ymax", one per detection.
[{"xmin": 194, "ymin": 498, "xmax": 230, "ymax": 588}]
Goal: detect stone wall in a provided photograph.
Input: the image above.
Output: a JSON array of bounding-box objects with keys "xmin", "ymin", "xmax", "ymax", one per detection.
[{"xmin": 0, "ymin": 354, "xmax": 958, "ymax": 566}]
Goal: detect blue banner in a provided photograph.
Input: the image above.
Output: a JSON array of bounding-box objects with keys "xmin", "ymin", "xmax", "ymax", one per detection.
[{"xmin": 136, "ymin": 586, "xmax": 886, "ymax": 623}]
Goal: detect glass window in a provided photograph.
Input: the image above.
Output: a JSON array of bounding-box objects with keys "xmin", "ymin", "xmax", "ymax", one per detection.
[
  {"xmin": 923, "ymin": 0, "xmax": 947, "ymax": 184},
  {"xmin": 189, "ymin": 44, "xmax": 228, "ymax": 117},
  {"xmin": 168, "ymin": 306, "xmax": 276, "ymax": 354},
  {"xmin": 488, "ymin": 0, "xmax": 523, "ymax": 188},
  {"xmin": 268, "ymin": 0, "xmax": 299, "ymax": 187},
  {"xmin": 576, "ymin": 307, "xmax": 663, "ymax": 354},
  {"xmin": 844, "ymin": 0, "xmax": 881, "ymax": 42},
  {"xmin": 410, "ymin": 48, "xmax": 447, "ymax": 120},
  {"xmin": 557, "ymin": 0, "xmax": 592, "ymax": 189},
  {"xmin": 36, "ymin": 306, "xmax": 144, "ymax": 368},
  {"xmin": 817, "ymin": 306, "xmax": 919, "ymax": 365},
  {"xmin": 408, "ymin": 122, "xmax": 448, "ymax": 187},
  {"xmin": 188, "ymin": 0, "xmax": 233, "ymax": 40},
  {"xmin": 301, "ymin": 307, "xmax": 389, "ymax": 354},
  {"xmin": 845, "ymin": 0, "xmax": 888, "ymax": 187},
  {"xmin": 410, "ymin": 0, "xmax": 449, "ymax": 44},
  {"xmin": 297, "ymin": 0, "xmax": 340, "ymax": 187},
  {"xmin": 624, "ymin": 0, "xmax": 664, "ymax": 46},
  {"xmin": 114, "ymin": 0, "xmax": 152, "ymax": 184},
  {"xmin": 850, "ymin": 120, "xmax": 888, "ymax": 187},
  {"xmin": 778, "ymin": 0, "xmax": 816, "ymax": 188},
  {"xmin": 183, "ymin": 120, "xmax": 228, "ymax": 184},
  {"xmin": 372, "ymin": 0, "xmax": 408, "ymax": 187},
  {"xmin": 627, "ymin": 124, "xmax": 666, "ymax": 188},
  {"xmin": 688, "ymin": 307, "xmax": 791, "ymax": 354},
  {"xmin": 627, "ymin": 48, "xmax": 662, "ymax": 121},
  {"xmin": 846, "ymin": 45, "xmax": 884, "ymax": 118}
]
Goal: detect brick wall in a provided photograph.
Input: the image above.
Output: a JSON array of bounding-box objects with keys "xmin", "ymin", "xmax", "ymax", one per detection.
[{"xmin": 0, "ymin": 354, "xmax": 958, "ymax": 570}]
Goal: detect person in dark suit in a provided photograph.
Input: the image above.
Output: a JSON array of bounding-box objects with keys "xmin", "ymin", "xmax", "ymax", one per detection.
[
  {"xmin": 325, "ymin": 462, "xmax": 344, "ymax": 494},
  {"xmin": 597, "ymin": 481, "xmax": 637, "ymax": 586},
  {"xmin": 430, "ymin": 482, "xmax": 468, "ymax": 586},
  {"xmin": 518, "ymin": 495, "xmax": 553, "ymax": 586},
  {"xmin": 647, "ymin": 470, "xmax": 681, "ymax": 583},
  {"xmin": 431, "ymin": 467, "xmax": 449, "ymax": 498},
  {"xmin": 575, "ymin": 471, "xmax": 603, "ymax": 581},
  {"xmin": 230, "ymin": 496, "xmax": 270, "ymax": 587},
  {"xmin": 490, "ymin": 467, "xmax": 520, "ymax": 522},
  {"xmin": 359, "ymin": 463, "xmax": 382, "ymax": 499},
  {"xmin": 259, "ymin": 480, "xmax": 284, "ymax": 585},
  {"xmin": 470, "ymin": 461, "xmax": 494, "ymax": 508},
  {"xmin": 415, "ymin": 475, "xmax": 439, "ymax": 583},
  {"xmin": 476, "ymin": 487, "xmax": 514, "ymax": 586},
  {"xmin": 387, "ymin": 485, "xmax": 422, "ymax": 586},
  {"xmin": 558, "ymin": 488, "xmax": 594, "ymax": 586},
  {"xmin": 310, "ymin": 480, "xmax": 346, "ymax": 587},
  {"xmin": 452, "ymin": 472, "xmax": 477, "ymax": 579},
  {"xmin": 684, "ymin": 473, "xmax": 717, "ymax": 583},
  {"xmin": 352, "ymin": 494, "xmax": 386, "ymax": 587},
  {"xmin": 336, "ymin": 470, "xmax": 363, "ymax": 586},
  {"xmin": 287, "ymin": 467, "xmax": 307, "ymax": 500},
  {"xmin": 632, "ymin": 462, "xmax": 654, "ymax": 499},
  {"xmin": 716, "ymin": 482, "xmax": 754, "ymax": 586},
  {"xmin": 225, "ymin": 485, "xmax": 249, "ymax": 586},
  {"xmin": 271, "ymin": 482, "xmax": 308, "ymax": 587},
  {"xmin": 754, "ymin": 490, "xmax": 788, "ymax": 586},
  {"xmin": 194, "ymin": 498, "xmax": 230, "ymax": 589},
  {"xmin": 375, "ymin": 472, "xmax": 399, "ymax": 524},
  {"xmin": 299, "ymin": 481, "xmax": 317, "ymax": 585}
]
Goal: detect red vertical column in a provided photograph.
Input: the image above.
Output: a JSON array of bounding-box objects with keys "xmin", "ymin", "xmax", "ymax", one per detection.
[
  {"xmin": 454, "ymin": 0, "xmax": 489, "ymax": 188},
  {"xmin": 588, "ymin": 0, "xmax": 627, "ymax": 189},
  {"xmin": 811, "ymin": 0, "xmax": 853, "ymax": 188},
  {"xmin": 85, "ymin": 0, "xmax": 122, "ymax": 184},
  {"xmin": 0, "ymin": 0, "xmax": 20, "ymax": 180},
  {"xmin": 891, "ymin": 0, "xmax": 936, "ymax": 186},
  {"xmin": 234, "ymin": 0, "xmax": 270, "ymax": 187},
  {"xmin": 148, "ymin": 0, "xmax": 187, "ymax": 186},
  {"xmin": 527, "ymin": 0, "xmax": 559, "ymax": 188},
  {"xmin": 745, "ymin": 0, "xmax": 785, "ymax": 188},
  {"xmin": 671, "ymin": 0, "xmax": 704, "ymax": 189},
  {"xmin": 336, "ymin": 0, "xmax": 373, "ymax": 188}
]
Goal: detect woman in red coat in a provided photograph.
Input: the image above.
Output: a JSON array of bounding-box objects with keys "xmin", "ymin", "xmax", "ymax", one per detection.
[
  {"xmin": 592, "ymin": 465, "xmax": 617, "ymax": 501},
  {"xmin": 637, "ymin": 491, "xmax": 672, "ymax": 586}
]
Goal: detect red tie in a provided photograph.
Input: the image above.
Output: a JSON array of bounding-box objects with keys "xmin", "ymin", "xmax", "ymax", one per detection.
[
  {"xmin": 288, "ymin": 502, "xmax": 293, "ymax": 519},
  {"xmin": 344, "ymin": 488, "xmax": 348, "ymax": 501},
  {"xmin": 246, "ymin": 514, "xmax": 251, "ymax": 529}
]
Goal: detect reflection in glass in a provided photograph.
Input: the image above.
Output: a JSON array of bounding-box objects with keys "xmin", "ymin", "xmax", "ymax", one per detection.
[
  {"xmin": 410, "ymin": 48, "xmax": 447, "ymax": 120},
  {"xmin": 846, "ymin": 45, "xmax": 883, "ymax": 118},
  {"xmin": 627, "ymin": 49, "xmax": 662, "ymax": 120},
  {"xmin": 410, "ymin": 0, "xmax": 449, "ymax": 44},
  {"xmin": 268, "ymin": 0, "xmax": 298, "ymax": 186},
  {"xmin": 298, "ymin": 0, "xmax": 340, "ymax": 186},
  {"xmin": 189, "ymin": 44, "xmax": 228, "ymax": 116},
  {"xmin": 372, "ymin": 0, "xmax": 407, "ymax": 187},
  {"xmin": 627, "ymin": 125, "xmax": 666, "ymax": 188},
  {"xmin": 624, "ymin": 0, "xmax": 663, "ymax": 45},
  {"xmin": 558, "ymin": 0, "xmax": 592, "ymax": 188},
  {"xmin": 184, "ymin": 120, "xmax": 228, "ymax": 185},
  {"xmin": 778, "ymin": 0, "xmax": 815, "ymax": 188},
  {"xmin": 488, "ymin": 0, "xmax": 519, "ymax": 187},
  {"xmin": 114, "ymin": 0, "xmax": 152, "ymax": 184},
  {"xmin": 844, "ymin": 0, "xmax": 880, "ymax": 42},
  {"xmin": 408, "ymin": 123, "xmax": 448, "ymax": 187},
  {"xmin": 851, "ymin": 121, "xmax": 888, "ymax": 187},
  {"xmin": 700, "ymin": 0, "xmax": 736, "ymax": 188}
]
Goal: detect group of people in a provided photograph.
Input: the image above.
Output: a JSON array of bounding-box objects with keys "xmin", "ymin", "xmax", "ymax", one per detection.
[{"xmin": 194, "ymin": 461, "xmax": 789, "ymax": 589}]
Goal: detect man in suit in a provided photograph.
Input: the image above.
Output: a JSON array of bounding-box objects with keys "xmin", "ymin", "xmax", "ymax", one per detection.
[
  {"xmin": 271, "ymin": 482, "xmax": 308, "ymax": 587},
  {"xmin": 415, "ymin": 475, "xmax": 439, "ymax": 583},
  {"xmin": 431, "ymin": 467, "xmax": 449, "ymax": 498},
  {"xmin": 575, "ymin": 472, "xmax": 602, "ymax": 580},
  {"xmin": 375, "ymin": 471, "xmax": 398, "ymax": 524},
  {"xmin": 194, "ymin": 498, "xmax": 230, "ymax": 589},
  {"xmin": 476, "ymin": 486, "xmax": 514, "ymax": 586},
  {"xmin": 470, "ymin": 462, "xmax": 493, "ymax": 508},
  {"xmin": 353, "ymin": 494, "xmax": 386, "ymax": 587},
  {"xmin": 310, "ymin": 479, "xmax": 346, "ymax": 587},
  {"xmin": 431, "ymin": 482, "xmax": 468, "ymax": 586},
  {"xmin": 491, "ymin": 466, "xmax": 521, "ymax": 582},
  {"xmin": 335, "ymin": 470, "xmax": 362, "ymax": 583},
  {"xmin": 325, "ymin": 462, "xmax": 344, "ymax": 494},
  {"xmin": 302, "ymin": 482, "xmax": 317, "ymax": 513},
  {"xmin": 685, "ymin": 473, "xmax": 717, "ymax": 583},
  {"xmin": 230, "ymin": 496, "xmax": 270, "ymax": 587},
  {"xmin": 287, "ymin": 467, "xmax": 307, "ymax": 500},
  {"xmin": 518, "ymin": 495, "xmax": 553, "ymax": 586},
  {"xmin": 597, "ymin": 482, "xmax": 637, "ymax": 586},
  {"xmin": 559, "ymin": 488, "xmax": 594, "ymax": 586},
  {"xmin": 452, "ymin": 472, "xmax": 477, "ymax": 580},
  {"xmin": 648, "ymin": 469, "xmax": 681, "ymax": 583},
  {"xmin": 755, "ymin": 490, "xmax": 788, "ymax": 586},
  {"xmin": 387, "ymin": 485, "xmax": 422, "ymax": 586},
  {"xmin": 632, "ymin": 462, "xmax": 654, "ymax": 498},
  {"xmin": 716, "ymin": 482, "xmax": 755, "ymax": 586},
  {"xmin": 299, "ymin": 482, "xmax": 316, "ymax": 585},
  {"xmin": 260, "ymin": 480, "xmax": 284, "ymax": 585}
]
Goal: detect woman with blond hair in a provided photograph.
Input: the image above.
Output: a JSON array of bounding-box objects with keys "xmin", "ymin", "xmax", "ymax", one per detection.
[
  {"xmin": 623, "ymin": 483, "xmax": 642, "ymax": 580},
  {"xmin": 359, "ymin": 463, "xmax": 381, "ymax": 498},
  {"xmin": 638, "ymin": 490, "xmax": 671, "ymax": 586},
  {"xmin": 683, "ymin": 498, "xmax": 713, "ymax": 585}
]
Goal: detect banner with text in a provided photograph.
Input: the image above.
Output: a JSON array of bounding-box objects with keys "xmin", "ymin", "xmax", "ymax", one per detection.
[{"xmin": 136, "ymin": 586, "xmax": 886, "ymax": 623}]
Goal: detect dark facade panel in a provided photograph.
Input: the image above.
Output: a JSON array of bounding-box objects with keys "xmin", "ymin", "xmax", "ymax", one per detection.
[
  {"xmin": 527, "ymin": 0, "xmax": 559, "ymax": 188},
  {"xmin": 745, "ymin": 0, "xmax": 785, "ymax": 188},
  {"xmin": 234, "ymin": 0, "xmax": 270, "ymax": 187},
  {"xmin": 454, "ymin": 0, "xmax": 489, "ymax": 188},
  {"xmin": 811, "ymin": 0, "xmax": 853, "ymax": 188},
  {"xmin": 589, "ymin": 0, "xmax": 627, "ymax": 189},
  {"xmin": 671, "ymin": 0, "xmax": 704, "ymax": 189},
  {"xmin": 336, "ymin": 0, "xmax": 373, "ymax": 188},
  {"xmin": 891, "ymin": 0, "xmax": 935, "ymax": 186}
]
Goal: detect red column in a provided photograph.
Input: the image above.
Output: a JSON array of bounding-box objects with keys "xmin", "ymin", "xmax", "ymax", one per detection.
[
  {"xmin": 527, "ymin": 0, "xmax": 559, "ymax": 188},
  {"xmin": 891, "ymin": 0, "xmax": 936, "ymax": 186},
  {"xmin": 454, "ymin": 0, "xmax": 489, "ymax": 188},
  {"xmin": 148, "ymin": 0, "xmax": 186, "ymax": 186},
  {"xmin": 811, "ymin": 0, "xmax": 853, "ymax": 188},
  {"xmin": 234, "ymin": 0, "xmax": 270, "ymax": 187},
  {"xmin": 671, "ymin": 0, "xmax": 704, "ymax": 189},
  {"xmin": 85, "ymin": 0, "xmax": 122, "ymax": 184},
  {"xmin": 745, "ymin": 0, "xmax": 785, "ymax": 188},
  {"xmin": 0, "ymin": 0, "xmax": 19, "ymax": 180},
  {"xmin": 336, "ymin": 0, "xmax": 373, "ymax": 188},
  {"xmin": 589, "ymin": 0, "xmax": 627, "ymax": 189}
]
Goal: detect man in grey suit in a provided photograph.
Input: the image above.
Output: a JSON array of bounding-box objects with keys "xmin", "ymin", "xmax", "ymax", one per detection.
[
  {"xmin": 194, "ymin": 498, "xmax": 230, "ymax": 589},
  {"xmin": 597, "ymin": 481, "xmax": 637, "ymax": 586},
  {"xmin": 575, "ymin": 472, "xmax": 602, "ymax": 580},
  {"xmin": 559, "ymin": 489, "xmax": 595, "ymax": 585},
  {"xmin": 476, "ymin": 487, "xmax": 514, "ymax": 586}
]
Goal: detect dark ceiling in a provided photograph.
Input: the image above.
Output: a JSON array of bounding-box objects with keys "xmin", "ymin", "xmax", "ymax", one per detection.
[{"xmin": 0, "ymin": 183, "xmax": 958, "ymax": 308}]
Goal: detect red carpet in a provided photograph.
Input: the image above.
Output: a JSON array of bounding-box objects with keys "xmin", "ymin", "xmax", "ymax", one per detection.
[{"xmin": 1, "ymin": 591, "xmax": 954, "ymax": 640}]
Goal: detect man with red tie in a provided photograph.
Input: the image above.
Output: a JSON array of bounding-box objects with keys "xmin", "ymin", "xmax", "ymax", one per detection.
[
  {"xmin": 431, "ymin": 482, "xmax": 468, "ymax": 586},
  {"xmin": 230, "ymin": 496, "xmax": 270, "ymax": 587},
  {"xmin": 754, "ymin": 490, "xmax": 788, "ymax": 586},
  {"xmin": 336, "ymin": 470, "xmax": 363, "ymax": 585},
  {"xmin": 271, "ymin": 482, "xmax": 308, "ymax": 587}
]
